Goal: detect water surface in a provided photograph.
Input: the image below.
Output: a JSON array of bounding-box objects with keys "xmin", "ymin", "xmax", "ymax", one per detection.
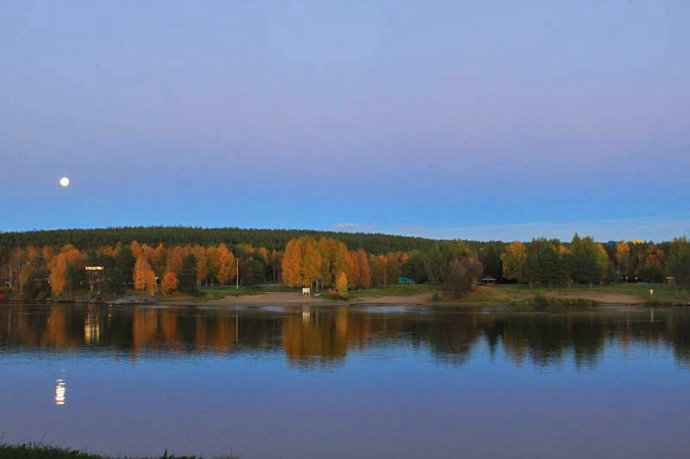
[{"xmin": 1, "ymin": 303, "xmax": 689, "ymax": 458}]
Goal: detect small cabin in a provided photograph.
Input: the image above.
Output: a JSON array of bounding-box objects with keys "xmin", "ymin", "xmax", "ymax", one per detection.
[
  {"xmin": 665, "ymin": 276, "xmax": 675, "ymax": 286},
  {"xmin": 478, "ymin": 276, "xmax": 497, "ymax": 286}
]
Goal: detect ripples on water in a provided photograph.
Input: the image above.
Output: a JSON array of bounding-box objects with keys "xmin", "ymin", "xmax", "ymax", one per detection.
[{"xmin": 1, "ymin": 303, "xmax": 690, "ymax": 458}]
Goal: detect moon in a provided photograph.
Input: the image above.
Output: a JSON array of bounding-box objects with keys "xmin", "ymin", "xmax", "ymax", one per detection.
[{"xmin": 59, "ymin": 176, "xmax": 70, "ymax": 187}]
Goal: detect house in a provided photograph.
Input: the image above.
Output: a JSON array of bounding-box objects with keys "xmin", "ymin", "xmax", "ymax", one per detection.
[{"xmin": 478, "ymin": 276, "xmax": 497, "ymax": 286}]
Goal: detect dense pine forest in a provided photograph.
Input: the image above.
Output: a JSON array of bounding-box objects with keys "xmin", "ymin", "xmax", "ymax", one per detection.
[{"xmin": 0, "ymin": 226, "xmax": 441, "ymax": 253}]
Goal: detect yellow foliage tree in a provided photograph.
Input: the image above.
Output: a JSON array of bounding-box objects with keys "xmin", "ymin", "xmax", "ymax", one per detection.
[
  {"xmin": 318, "ymin": 238, "xmax": 349, "ymax": 288},
  {"xmin": 282, "ymin": 238, "xmax": 304, "ymax": 287},
  {"xmin": 216, "ymin": 243, "xmax": 237, "ymax": 285},
  {"xmin": 302, "ymin": 238, "xmax": 323, "ymax": 289},
  {"xmin": 134, "ymin": 256, "xmax": 156, "ymax": 296},
  {"xmin": 501, "ymin": 241, "xmax": 527, "ymax": 281}
]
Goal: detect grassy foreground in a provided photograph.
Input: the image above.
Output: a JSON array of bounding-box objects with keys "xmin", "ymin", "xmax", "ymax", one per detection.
[
  {"xmin": 462, "ymin": 282, "xmax": 690, "ymax": 306},
  {"xmin": 0, "ymin": 443, "xmax": 237, "ymax": 459},
  {"xmin": 350, "ymin": 282, "xmax": 689, "ymax": 305}
]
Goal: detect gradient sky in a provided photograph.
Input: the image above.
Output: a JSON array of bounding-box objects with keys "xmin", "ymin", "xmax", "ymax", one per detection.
[{"xmin": 1, "ymin": 0, "xmax": 689, "ymax": 240}]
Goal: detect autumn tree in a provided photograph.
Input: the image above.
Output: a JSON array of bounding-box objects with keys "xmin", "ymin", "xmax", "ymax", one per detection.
[
  {"xmin": 48, "ymin": 245, "xmax": 83, "ymax": 297},
  {"xmin": 318, "ymin": 238, "xmax": 349, "ymax": 288},
  {"xmin": 302, "ymin": 238, "xmax": 323, "ymax": 290},
  {"xmin": 134, "ymin": 256, "xmax": 156, "ymax": 296},
  {"xmin": 216, "ymin": 244, "xmax": 237, "ymax": 285},
  {"xmin": 336, "ymin": 271, "xmax": 348, "ymax": 295},
  {"xmin": 166, "ymin": 246, "xmax": 185, "ymax": 275},
  {"xmin": 501, "ymin": 241, "xmax": 527, "ymax": 282},
  {"xmin": 282, "ymin": 238, "xmax": 303, "ymax": 287},
  {"xmin": 161, "ymin": 271, "xmax": 178, "ymax": 296},
  {"xmin": 356, "ymin": 249, "xmax": 371, "ymax": 289},
  {"xmin": 347, "ymin": 251, "xmax": 361, "ymax": 289},
  {"xmin": 130, "ymin": 240, "xmax": 143, "ymax": 259}
]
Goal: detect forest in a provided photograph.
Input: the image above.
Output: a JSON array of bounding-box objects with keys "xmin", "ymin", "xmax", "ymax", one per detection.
[
  {"xmin": 0, "ymin": 226, "xmax": 689, "ymax": 301},
  {"xmin": 0, "ymin": 226, "xmax": 439, "ymax": 253}
]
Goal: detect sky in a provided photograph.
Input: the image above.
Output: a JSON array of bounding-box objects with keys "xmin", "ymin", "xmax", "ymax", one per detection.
[{"xmin": 1, "ymin": 0, "xmax": 689, "ymax": 241}]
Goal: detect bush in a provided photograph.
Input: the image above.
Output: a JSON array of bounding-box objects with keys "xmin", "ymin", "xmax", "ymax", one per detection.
[
  {"xmin": 328, "ymin": 291, "xmax": 349, "ymax": 301},
  {"xmin": 533, "ymin": 293, "xmax": 549, "ymax": 307}
]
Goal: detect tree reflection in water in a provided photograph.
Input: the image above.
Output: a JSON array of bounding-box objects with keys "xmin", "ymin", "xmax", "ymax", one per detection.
[{"xmin": 1, "ymin": 304, "xmax": 689, "ymax": 369}]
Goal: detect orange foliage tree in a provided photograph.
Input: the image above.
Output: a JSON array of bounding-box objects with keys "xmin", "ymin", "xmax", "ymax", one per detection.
[
  {"xmin": 356, "ymin": 249, "xmax": 370, "ymax": 289},
  {"xmin": 161, "ymin": 271, "xmax": 178, "ymax": 296},
  {"xmin": 336, "ymin": 271, "xmax": 348, "ymax": 294},
  {"xmin": 165, "ymin": 246, "xmax": 185, "ymax": 275},
  {"xmin": 48, "ymin": 245, "xmax": 83, "ymax": 297}
]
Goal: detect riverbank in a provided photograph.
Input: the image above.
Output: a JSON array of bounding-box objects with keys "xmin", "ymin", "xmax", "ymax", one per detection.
[
  {"xmin": 204, "ymin": 283, "xmax": 690, "ymax": 307},
  {"xmin": 13, "ymin": 283, "xmax": 687, "ymax": 308}
]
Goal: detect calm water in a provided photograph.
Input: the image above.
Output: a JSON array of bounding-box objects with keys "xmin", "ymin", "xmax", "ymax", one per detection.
[{"xmin": 2, "ymin": 303, "xmax": 690, "ymax": 458}]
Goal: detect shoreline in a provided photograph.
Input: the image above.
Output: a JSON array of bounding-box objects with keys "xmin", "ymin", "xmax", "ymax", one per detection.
[{"xmin": 7, "ymin": 285, "xmax": 689, "ymax": 308}]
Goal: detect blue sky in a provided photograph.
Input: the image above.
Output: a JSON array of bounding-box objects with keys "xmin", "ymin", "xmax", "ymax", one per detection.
[{"xmin": 1, "ymin": 0, "xmax": 689, "ymax": 240}]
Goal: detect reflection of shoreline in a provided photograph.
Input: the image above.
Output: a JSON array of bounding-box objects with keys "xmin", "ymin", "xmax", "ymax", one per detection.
[
  {"xmin": 1, "ymin": 305, "xmax": 690, "ymax": 368},
  {"xmin": 55, "ymin": 378, "xmax": 66, "ymax": 406}
]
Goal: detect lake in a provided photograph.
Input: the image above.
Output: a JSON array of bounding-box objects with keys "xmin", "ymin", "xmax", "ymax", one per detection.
[{"xmin": 1, "ymin": 303, "xmax": 689, "ymax": 458}]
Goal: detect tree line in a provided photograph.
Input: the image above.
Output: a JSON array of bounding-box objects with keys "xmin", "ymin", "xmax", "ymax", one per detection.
[
  {"xmin": 0, "ymin": 226, "xmax": 439, "ymax": 254},
  {"xmin": 1, "ymin": 228, "xmax": 689, "ymax": 301},
  {"xmin": 499, "ymin": 235, "xmax": 690, "ymax": 288},
  {"xmin": 0, "ymin": 236, "xmax": 484, "ymax": 300}
]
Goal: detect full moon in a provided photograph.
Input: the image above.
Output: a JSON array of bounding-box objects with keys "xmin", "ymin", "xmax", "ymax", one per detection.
[{"xmin": 59, "ymin": 176, "xmax": 70, "ymax": 187}]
